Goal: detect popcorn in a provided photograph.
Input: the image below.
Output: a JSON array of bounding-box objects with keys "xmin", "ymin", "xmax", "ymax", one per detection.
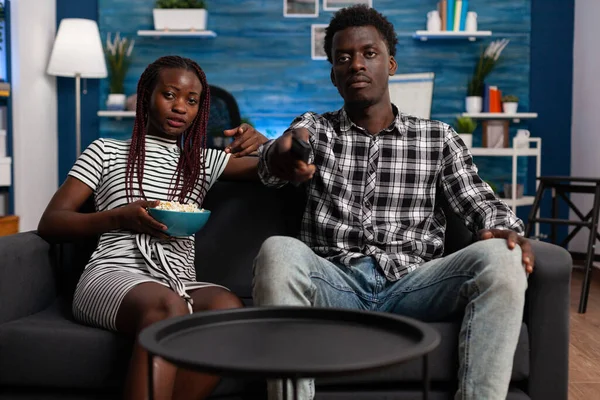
[{"xmin": 154, "ymin": 200, "xmax": 205, "ymax": 213}]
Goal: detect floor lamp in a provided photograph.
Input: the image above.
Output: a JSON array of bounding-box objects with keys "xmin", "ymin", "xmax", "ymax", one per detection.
[{"xmin": 47, "ymin": 19, "xmax": 107, "ymax": 158}]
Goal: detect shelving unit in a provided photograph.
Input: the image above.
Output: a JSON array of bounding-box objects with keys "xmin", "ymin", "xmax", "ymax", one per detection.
[
  {"xmin": 462, "ymin": 112, "xmax": 538, "ymax": 123},
  {"xmin": 0, "ymin": 157, "xmax": 11, "ymax": 186},
  {"xmin": 137, "ymin": 30, "xmax": 216, "ymax": 38},
  {"xmin": 0, "ymin": 0, "xmax": 14, "ymax": 221},
  {"xmin": 97, "ymin": 110, "xmax": 135, "ymax": 119},
  {"xmin": 413, "ymin": 30, "xmax": 492, "ymax": 42},
  {"xmin": 470, "ymin": 137, "xmax": 542, "ymax": 237}
]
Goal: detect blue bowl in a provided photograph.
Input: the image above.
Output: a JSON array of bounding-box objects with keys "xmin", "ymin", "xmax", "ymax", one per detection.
[{"xmin": 148, "ymin": 208, "xmax": 211, "ymax": 237}]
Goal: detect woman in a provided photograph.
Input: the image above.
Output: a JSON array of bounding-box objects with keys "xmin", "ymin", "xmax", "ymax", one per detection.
[{"xmin": 38, "ymin": 55, "xmax": 267, "ymax": 400}]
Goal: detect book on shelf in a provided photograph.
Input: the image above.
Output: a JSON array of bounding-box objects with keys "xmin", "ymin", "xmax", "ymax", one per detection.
[
  {"xmin": 439, "ymin": 0, "xmax": 447, "ymax": 31},
  {"xmin": 460, "ymin": 0, "xmax": 469, "ymax": 30},
  {"xmin": 480, "ymin": 85, "xmax": 503, "ymax": 113},
  {"xmin": 453, "ymin": 0, "xmax": 462, "ymax": 32},
  {"xmin": 488, "ymin": 86, "xmax": 503, "ymax": 113},
  {"xmin": 438, "ymin": 0, "xmax": 469, "ymax": 32}
]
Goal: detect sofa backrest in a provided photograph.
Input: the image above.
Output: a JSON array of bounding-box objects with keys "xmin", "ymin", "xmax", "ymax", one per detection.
[
  {"xmin": 54, "ymin": 180, "xmax": 473, "ymax": 301},
  {"xmin": 195, "ymin": 181, "xmax": 304, "ymax": 298}
]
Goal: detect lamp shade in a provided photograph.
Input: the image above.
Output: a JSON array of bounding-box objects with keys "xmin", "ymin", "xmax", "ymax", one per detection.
[{"xmin": 47, "ymin": 18, "xmax": 107, "ymax": 78}]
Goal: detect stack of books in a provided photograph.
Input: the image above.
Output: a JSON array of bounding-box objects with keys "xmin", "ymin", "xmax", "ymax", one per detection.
[
  {"xmin": 482, "ymin": 84, "xmax": 503, "ymax": 113},
  {"xmin": 437, "ymin": 0, "xmax": 470, "ymax": 32}
]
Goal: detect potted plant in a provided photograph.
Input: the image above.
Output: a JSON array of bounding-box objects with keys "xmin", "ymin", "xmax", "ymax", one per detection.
[
  {"xmin": 105, "ymin": 33, "xmax": 135, "ymax": 111},
  {"xmin": 454, "ymin": 116, "xmax": 477, "ymax": 149},
  {"xmin": 154, "ymin": 0, "xmax": 208, "ymax": 31},
  {"xmin": 502, "ymin": 94, "xmax": 519, "ymax": 114},
  {"xmin": 465, "ymin": 39, "xmax": 510, "ymax": 113}
]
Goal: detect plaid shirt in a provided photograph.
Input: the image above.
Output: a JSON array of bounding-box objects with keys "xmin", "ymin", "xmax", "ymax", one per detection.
[{"xmin": 258, "ymin": 106, "xmax": 524, "ymax": 281}]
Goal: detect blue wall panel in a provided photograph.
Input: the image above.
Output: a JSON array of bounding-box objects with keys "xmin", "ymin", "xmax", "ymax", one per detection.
[
  {"xmin": 54, "ymin": 0, "xmax": 575, "ymax": 237},
  {"xmin": 56, "ymin": 0, "xmax": 100, "ymax": 182},
  {"xmin": 96, "ymin": 0, "xmax": 535, "ymax": 201},
  {"xmin": 97, "ymin": 0, "xmax": 531, "ymax": 133}
]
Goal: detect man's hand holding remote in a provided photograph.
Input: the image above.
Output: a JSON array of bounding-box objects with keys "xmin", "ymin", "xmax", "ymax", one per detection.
[{"xmin": 267, "ymin": 128, "xmax": 316, "ymax": 183}]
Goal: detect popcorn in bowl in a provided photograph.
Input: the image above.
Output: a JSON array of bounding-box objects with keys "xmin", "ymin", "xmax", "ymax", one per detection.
[{"xmin": 153, "ymin": 200, "xmax": 206, "ymax": 213}]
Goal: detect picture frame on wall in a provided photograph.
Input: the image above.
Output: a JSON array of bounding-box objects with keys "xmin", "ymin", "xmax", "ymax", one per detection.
[
  {"xmin": 311, "ymin": 24, "xmax": 328, "ymax": 60},
  {"xmin": 323, "ymin": 0, "xmax": 373, "ymax": 12},
  {"xmin": 284, "ymin": 0, "xmax": 319, "ymax": 18}
]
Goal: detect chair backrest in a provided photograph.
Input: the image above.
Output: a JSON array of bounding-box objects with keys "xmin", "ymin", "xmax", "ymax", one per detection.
[{"xmin": 207, "ymin": 85, "xmax": 241, "ymax": 148}]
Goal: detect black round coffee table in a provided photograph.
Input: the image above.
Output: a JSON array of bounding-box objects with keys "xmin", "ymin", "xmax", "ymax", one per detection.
[{"xmin": 139, "ymin": 307, "xmax": 440, "ymax": 400}]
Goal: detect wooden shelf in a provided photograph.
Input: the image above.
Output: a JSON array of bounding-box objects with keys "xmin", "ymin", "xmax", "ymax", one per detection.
[
  {"xmin": 97, "ymin": 110, "xmax": 135, "ymax": 118},
  {"xmin": 413, "ymin": 30, "xmax": 492, "ymax": 41},
  {"xmin": 470, "ymin": 147, "xmax": 539, "ymax": 157},
  {"xmin": 0, "ymin": 215, "xmax": 19, "ymax": 236},
  {"xmin": 137, "ymin": 30, "xmax": 217, "ymax": 38},
  {"xmin": 462, "ymin": 112, "xmax": 538, "ymax": 123},
  {"xmin": 0, "ymin": 82, "xmax": 10, "ymax": 98}
]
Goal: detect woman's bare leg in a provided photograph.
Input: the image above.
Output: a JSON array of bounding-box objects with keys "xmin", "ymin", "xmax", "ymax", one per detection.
[
  {"xmin": 115, "ymin": 282, "xmax": 189, "ymax": 400},
  {"xmin": 171, "ymin": 287, "xmax": 244, "ymax": 400}
]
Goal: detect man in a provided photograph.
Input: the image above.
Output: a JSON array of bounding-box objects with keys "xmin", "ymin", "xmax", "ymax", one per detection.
[{"xmin": 253, "ymin": 5, "xmax": 533, "ymax": 400}]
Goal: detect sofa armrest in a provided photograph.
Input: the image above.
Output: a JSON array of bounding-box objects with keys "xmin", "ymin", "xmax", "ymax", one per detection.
[
  {"xmin": 526, "ymin": 240, "xmax": 572, "ymax": 400},
  {"xmin": 0, "ymin": 231, "xmax": 57, "ymax": 324}
]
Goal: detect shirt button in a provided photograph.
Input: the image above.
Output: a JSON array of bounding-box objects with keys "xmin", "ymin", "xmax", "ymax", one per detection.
[{"xmin": 364, "ymin": 200, "xmax": 371, "ymax": 209}]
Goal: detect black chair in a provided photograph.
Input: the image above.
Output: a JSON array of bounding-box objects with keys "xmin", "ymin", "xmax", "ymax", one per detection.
[
  {"xmin": 525, "ymin": 176, "xmax": 600, "ymax": 313},
  {"xmin": 207, "ymin": 85, "xmax": 242, "ymax": 150}
]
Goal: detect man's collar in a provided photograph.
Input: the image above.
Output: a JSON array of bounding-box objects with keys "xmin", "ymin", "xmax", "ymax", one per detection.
[{"xmin": 339, "ymin": 104, "xmax": 408, "ymax": 136}]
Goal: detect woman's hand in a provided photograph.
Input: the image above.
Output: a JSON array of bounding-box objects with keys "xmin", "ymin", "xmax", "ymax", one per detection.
[
  {"xmin": 117, "ymin": 200, "xmax": 170, "ymax": 239},
  {"xmin": 223, "ymin": 123, "xmax": 268, "ymax": 157}
]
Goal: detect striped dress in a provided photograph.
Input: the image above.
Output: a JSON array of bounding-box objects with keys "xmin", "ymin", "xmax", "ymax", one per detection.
[{"xmin": 68, "ymin": 135, "xmax": 230, "ymax": 331}]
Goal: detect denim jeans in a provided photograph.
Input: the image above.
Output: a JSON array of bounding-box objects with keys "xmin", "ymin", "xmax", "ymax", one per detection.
[{"xmin": 252, "ymin": 236, "xmax": 527, "ymax": 400}]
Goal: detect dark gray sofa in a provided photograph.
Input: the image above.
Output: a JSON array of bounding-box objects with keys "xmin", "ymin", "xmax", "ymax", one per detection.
[{"xmin": 0, "ymin": 180, "xmax": 572, "ymax": 399}]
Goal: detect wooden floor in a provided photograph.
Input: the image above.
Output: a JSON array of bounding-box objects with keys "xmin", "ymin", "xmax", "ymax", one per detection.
[{"xmin": 569, "ymin": 267, "xmax": 600, "ymax": 399}]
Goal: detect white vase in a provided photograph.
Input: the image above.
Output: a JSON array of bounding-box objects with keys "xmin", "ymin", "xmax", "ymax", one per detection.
[
  {"xmin": 106, "ymin": 93, "xmax": 126, "ymax": 111},
  {"xmin": 153, "ymin": 9, "xmax": 207, "ymax": 31},
  {"xmin": 503, "ymin": 102, "xmax": 518, "ymax": 114},
  {"xmin": 458, "ymin": 133, "xmax": 473, "ymax": 149},
  {"xmin": 466, "ymin": 12, "xmax": 478, "ymax": 32},
  {"xmin": 427, "ymin": 10, "xmax": 442, "ymax": 32},
  {"xmin": 465, "ymin": 96, "xmax": 483, "ymax": 113}
]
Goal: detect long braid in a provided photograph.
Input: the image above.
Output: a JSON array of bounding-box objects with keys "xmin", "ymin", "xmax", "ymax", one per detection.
[
  {"xmin": 171, "ymin": 63, "xmax": 210, "ymax": 203},
  {"xmin": 125, "ymin": 56, "xmax": 210, "ymax": 205}
]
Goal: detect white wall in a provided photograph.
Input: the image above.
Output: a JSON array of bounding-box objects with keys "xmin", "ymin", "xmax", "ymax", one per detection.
[
  {"xmin": 10, "ymin": 0, "xmax": 58, "ymax": 231},
  {"xmin": 570, "ymin": 0, "xmax": 600, "ymax": 255}
]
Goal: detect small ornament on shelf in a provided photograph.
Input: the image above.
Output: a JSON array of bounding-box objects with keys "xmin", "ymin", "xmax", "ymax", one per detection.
[
  {"xmin": 502, "ymin": 94, "xmax": 519, "ymax": 114},
  {"xmin": 104, "ymin": 32, "xmax": 135, "ymax": 111}
]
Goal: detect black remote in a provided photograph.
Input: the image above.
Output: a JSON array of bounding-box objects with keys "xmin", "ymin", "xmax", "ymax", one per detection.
[{"xmin": 290, "ymin": 136, "xmax": 311, "ymax": 163}]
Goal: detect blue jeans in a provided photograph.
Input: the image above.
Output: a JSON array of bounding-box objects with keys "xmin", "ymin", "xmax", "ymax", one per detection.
[{"xmin": 252, "ymin": 236, "xmax": 527, "ymax": 400}]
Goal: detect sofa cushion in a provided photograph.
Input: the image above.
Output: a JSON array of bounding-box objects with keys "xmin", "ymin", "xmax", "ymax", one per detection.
[
  {"xmin": 316, "ymin": 322, "xmax": 529, "ymax": 386},
  {"xmin": 0, "ymin": 300, "xmax": 130, "ymax": 389},
  {"xmin": 0, "ymin": 300, "xmax": 264, "ymax": 397},
  {"xmin": 0, "ymin": 299, "xmax": 529, "ymax": 391}
]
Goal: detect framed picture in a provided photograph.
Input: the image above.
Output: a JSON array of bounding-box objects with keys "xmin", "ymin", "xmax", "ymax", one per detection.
[
  {"xmin": 311, "ymin": 24, "xmax": 328, "ymax": 60},
  {"xmin": 323, "ymin": 0, "xmax": 373, "ymax": 12},
  {"xmin": 284, "ymin": 0, "xmax": 319, "ymax": 18}
]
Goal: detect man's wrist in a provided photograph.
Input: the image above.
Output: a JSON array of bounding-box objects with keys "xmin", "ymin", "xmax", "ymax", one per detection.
[{"xmin": 264, "ymin": 139, "xmax": 276, "ymax": 167}]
